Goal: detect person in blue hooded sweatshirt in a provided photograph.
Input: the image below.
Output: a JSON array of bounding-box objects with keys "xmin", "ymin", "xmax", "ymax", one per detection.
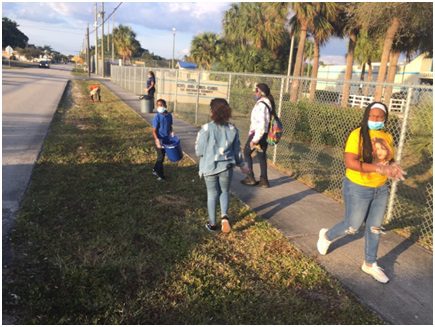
[
  {"xmin": 152, "ymin": 98, "xmax": 173, "ymax": 181},
  {"xmin": 195, "ymin": 98, "xmax": 250, "ymax": 233}
]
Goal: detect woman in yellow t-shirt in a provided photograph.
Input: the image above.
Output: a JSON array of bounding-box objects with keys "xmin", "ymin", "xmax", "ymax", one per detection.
[{"xmin": 317, "ymin": 102, "xmax": 406, "ymax": 284}]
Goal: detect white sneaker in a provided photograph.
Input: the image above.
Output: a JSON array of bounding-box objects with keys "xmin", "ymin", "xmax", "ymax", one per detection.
[
  {"xmin": 317, "ymin": 228, "xmax": 332, "ymax": 255},
  {"xmin": 361, "ymin": 262, "xmax": 390, "ymax": 284}
]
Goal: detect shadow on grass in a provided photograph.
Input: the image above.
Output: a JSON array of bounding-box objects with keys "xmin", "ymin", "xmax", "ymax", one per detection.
[{"xmin": 3, "ymin": 79, "xmax": 385, "ymax": 325}]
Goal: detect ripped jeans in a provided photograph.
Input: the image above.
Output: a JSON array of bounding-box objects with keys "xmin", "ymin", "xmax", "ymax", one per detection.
[
  {"xmin": 326, "ymin": 177, "xmax": 389, "ymax": 264},
  {"xmin": 204, "ymin": 168, "xmax": 233, "ymax": 226}
]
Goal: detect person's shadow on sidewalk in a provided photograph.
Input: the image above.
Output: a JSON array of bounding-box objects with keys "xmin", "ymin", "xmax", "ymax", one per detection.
[
  {"xmin": 252, "ymin": 188, "xmax": 315, "ymax": 219},
  {"xmin": 267, "ymin": 176, "xmax": 294, "ymax": 187}
]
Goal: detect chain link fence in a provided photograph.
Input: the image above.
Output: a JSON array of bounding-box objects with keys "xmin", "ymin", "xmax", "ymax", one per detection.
[{"xmin": 110, "ymin": 65, "xmax": 433, "ymax": 250}]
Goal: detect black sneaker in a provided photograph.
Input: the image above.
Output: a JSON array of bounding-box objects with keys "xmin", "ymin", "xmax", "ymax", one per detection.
[
  {"xmin": 258, "ymin": 178, "xmax": 270, "ymax": 188},
  {"xmin": 205, "ymin": 223, "xmax": 218, "ymax": 232},
  {"xmin": 240, "ymin": 175, "xmax": 258, "ymax": 186}
]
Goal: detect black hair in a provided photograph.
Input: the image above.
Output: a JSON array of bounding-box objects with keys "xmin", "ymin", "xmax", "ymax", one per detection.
[
  {"xmin": 148, "ymin": 71, "xmax": 155, "ymax": 78},
  {"xmin": 360, "ymin": 102, "xmax": 389, "ymax": 163},
  {"xmin": 156, "ymin": 98, "xmax": 167, "ymax": 107},
  {"xmin": 256, "ymin": 83, "xmax": 277, "ymax": 116},
  {"xmin": 210, "ymin": 98, "xmax": 231, "ymax": 125}
]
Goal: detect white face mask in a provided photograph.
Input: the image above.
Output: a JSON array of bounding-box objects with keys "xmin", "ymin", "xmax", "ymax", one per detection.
[{"xmin": 157, "ymin": 106, "xmax": 166, "ymax": 114}]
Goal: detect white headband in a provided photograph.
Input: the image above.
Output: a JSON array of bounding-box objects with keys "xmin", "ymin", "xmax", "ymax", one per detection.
[{"xmin": 370, "ymin": 103, "xmax": 387, "ymax": 113}]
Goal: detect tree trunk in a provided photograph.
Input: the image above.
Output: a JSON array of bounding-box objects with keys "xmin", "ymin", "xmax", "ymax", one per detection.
[
  {"xmin": 374, "ymin": 17, "xmax": 400, "ymax": 101},
  {"xmin": 290, "ymin": 20, "xmax": 308, "ymax": 102},
  {"xmin": 383, "ymin": 50, "xmax": 400, "ymax": 106},
  {"xmin": 360, "ymin": 62, "xmax": 366, "ymax": 81},
  {"xmin": 359, "ymin": 62, "xmax": 366, "ymax": 95},
  {"xmin": 309, "ymin": 38, "xmax": 320, "ymax": 101},
  {"xmin": 364, "ymin": 59, "xmax": 373, "ymax": 96},
  {"xmin": 341, "ymin": 32, "xmax": 357, "ymax": 108}
]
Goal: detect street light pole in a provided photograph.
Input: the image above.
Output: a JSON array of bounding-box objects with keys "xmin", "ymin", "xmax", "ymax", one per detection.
[
  {"xmin": 172, "ymin": 27, "xmax": 176, "ymax": 69},
  {"xmin": 95, "ymin": 2, "xmax": 98, "ymax": 75},
  {"xmin": 87, "ymin": 25, "xmax": 91, "ymax": 78},
  {"xmin": 286, "ymin": 31, "xmax": 295, "ymax": 91},
  {"xmin": 101, "ymin": 2, "xmax": 105, "ymax": 77},
  {"xmin": 111, "ymin": 14, "xmax": 115, "ymax": 61}
]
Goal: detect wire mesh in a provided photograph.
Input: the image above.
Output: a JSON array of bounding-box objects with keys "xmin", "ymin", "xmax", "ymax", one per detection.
[{"xmin": 109, "ymin": 65, "xmax": 433, "ymax": 250}]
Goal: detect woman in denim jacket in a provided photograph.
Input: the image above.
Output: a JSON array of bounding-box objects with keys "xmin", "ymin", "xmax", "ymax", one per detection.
[{"xmin": 195, "ymin": 98, "xmax": 249, "ymax": 233}]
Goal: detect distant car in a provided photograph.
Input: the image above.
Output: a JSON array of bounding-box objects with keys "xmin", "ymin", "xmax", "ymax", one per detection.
[{"xmin": 39, "ymin": 61, "xmax": 50, "ymax": 68}]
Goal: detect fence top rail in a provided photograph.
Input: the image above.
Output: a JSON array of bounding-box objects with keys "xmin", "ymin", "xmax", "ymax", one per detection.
[{"xmin": 110, "ymin": 65, "xmax": 434, "ymax": 91}]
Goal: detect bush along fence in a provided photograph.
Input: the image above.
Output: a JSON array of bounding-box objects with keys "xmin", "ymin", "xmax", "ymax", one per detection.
[{"xmin": 110, "ymin": 65, "xmax": 433, "ymax": 250}]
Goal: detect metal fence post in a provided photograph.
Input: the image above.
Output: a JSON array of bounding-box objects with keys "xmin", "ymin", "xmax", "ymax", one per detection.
[
  {"xmin": 141, "ymin": 67, "xmax": 144, "ymax": 96},
  {"xmin": 273, "ymin": 77, "xmax": 285, "ymax": 164},
  {"xmin": 385, "ymin": 87, "xmax": 413, "ymax": 224},
  {"xmin": 134, "ymin": 67, "xmax": 137, "ymax": 94},
  {"xmin": 174, "ymin": 69, "xmax": 179, "ymax": 113},
  {"xmin": 195, "ymin": 71, "xmax": 201, "ymax": 125}
]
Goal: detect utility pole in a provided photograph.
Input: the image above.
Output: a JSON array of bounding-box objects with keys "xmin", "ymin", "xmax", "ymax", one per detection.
[
  {"xmin": 107, "ymin": 13, "xmax": 110, "ymax": 53},
  {"xmin": 86, "ymin": 25, "xmax": 91, "ymax": 78},
  {"xmin": 95, "ymin": 2, "xmax": 98, "ymax": 75},
  {"xmin": 111, "ymin": 14, "xmax": 115, "ymax": 61},
  {"xmin": 101, "ymin": 2, "xmax": 105, "ymax": 77}
]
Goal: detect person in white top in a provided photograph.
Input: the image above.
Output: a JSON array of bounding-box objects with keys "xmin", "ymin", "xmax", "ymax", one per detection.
[{"xmin": 241, "ymin": 83, "xmax": 276, "ymax": 188}]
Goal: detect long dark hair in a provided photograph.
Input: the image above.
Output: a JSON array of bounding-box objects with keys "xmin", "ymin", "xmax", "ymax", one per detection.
[
  {"xmin": 256, "ymin": 83, "xmax": 277, "ymax": 116},
  {"xmin": 360, "ymin": 102, "xmax": 389, "ymax": 163},
  {"xmin": 210, "ymin": 98, "xmax": 232, "ymax": 125}
]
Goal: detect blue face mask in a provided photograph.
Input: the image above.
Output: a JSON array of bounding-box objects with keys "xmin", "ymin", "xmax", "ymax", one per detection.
[
  {"xmin": 368, "ymin": 120, "xmax": 385, "ymax": 130},
  {"xmin": 253, "ymin": 95, "xmax": 261, "ymax": 101}
]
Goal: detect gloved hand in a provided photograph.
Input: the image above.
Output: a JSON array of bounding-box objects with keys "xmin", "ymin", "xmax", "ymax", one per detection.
[
  {"xmin": 155, "ymin": 139, "xmax": 162, "ymax": 149},
  {"xmin": 376, "ymin": 163, "xmax": 407, "ymax": 181}
]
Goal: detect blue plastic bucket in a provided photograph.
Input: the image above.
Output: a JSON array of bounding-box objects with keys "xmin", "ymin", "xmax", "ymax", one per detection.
[{"xmin": 162, "ymin": 136, "xmax": 183, "ymax": 162}]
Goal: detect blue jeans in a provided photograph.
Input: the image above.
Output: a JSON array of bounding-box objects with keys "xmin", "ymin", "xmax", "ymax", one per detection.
[
  {"xmin": 204, "ymin": 168, "xmax": 233, "ymax": 226},
  {"xmin": 326, "ymin": 178, "xmax": 389, "ymax": 264}
]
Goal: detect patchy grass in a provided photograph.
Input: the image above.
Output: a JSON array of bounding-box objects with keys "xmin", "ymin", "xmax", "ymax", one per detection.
[{"xmin": 3, "ymin": 80, "xmax": 383, "ymax": 324}]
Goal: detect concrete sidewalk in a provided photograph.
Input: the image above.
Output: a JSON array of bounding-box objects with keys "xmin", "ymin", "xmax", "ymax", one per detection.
[{"xmin": 99, "ymin": 78, "xmax": 433, "ymax": 325}]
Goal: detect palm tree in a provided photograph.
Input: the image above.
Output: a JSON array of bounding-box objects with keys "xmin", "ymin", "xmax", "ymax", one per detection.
[
  {"xmin": 303, "ymin": 39, "xmax": 314, "ymax": 77},
  {"xmin": 383, "ymin": 3, "xmax": 433, "ymax": 104},
  {"xmin": 355, "ymin": 3, "xmax": 425, "ymax": 101},
  {"xmin": 190, "ymin": 32, "xmax": 221, "ymax": 70},
  {"xmin": 221, "ymin": 2, "xmax": 289, "ymax": 73},
  {"xmin": 289, "ymin": 3, "xmax": 316, "ymax": 102},
  {"xmin": 354, "ymin": 30, "xmax": 382, "ymax": 96},
  {"xmin": 113, "ymin": 25, "xmax": 139, "ymax": 64},
  {"xmin": 307, "ymin": 3, "xmax": 339, "ymax": 100},
  {"xmin": 331, "ymin": 3, "xmax": 361, "ymax": 108},
  {"xmin": 223, "ymin": 3, "xmax": 287, "ymax": 56}
]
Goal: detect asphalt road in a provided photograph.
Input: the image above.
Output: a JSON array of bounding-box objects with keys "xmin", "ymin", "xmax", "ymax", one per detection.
[{"xmin": 2, "ymin": 64, "xmax": 72, "ymax": 262}]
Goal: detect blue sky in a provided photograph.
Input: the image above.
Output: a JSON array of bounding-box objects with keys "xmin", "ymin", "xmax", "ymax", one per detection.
[{"xmin": 2, "ymin": 2, "xmax": 348, "ymax": 64}]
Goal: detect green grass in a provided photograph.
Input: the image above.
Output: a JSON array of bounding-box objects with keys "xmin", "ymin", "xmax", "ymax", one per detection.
[{"xmin": 3, "ymin": 80, "xmax": 383, "ymax": 324}]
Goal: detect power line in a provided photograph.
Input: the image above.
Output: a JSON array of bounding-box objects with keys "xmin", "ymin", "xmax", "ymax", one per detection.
[{"xmin": 89, "ymin": 2, "xmax": 122, "ymax": 35}]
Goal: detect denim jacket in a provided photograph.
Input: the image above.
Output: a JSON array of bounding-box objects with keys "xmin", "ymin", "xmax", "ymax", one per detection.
[{"xmin": 195, "ymin": 121, "xmax": 244, "ymax": 177}]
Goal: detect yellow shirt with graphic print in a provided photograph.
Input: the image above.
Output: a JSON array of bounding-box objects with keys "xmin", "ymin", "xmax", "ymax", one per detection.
[{"xmin": 345, "ymin": 127, "xmax": 394, "ymax": 187}]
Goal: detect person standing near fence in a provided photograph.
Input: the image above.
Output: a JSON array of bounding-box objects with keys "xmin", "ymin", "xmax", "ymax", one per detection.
[
  {"xmin": 145, "ymin": 71, "xmax": 156, "ymax": 98},
  {"xmin": 241, "ymin": 83, "xmax": 276, "ymax": 188},
  {"xmin": 317, "ymin": 102, "xmax": 406, "ymax": 283},
  {"xmin": 152, "ymin": 99, "xmax": 173, "ymax": 181},
  {"xmin": 195, "ymin": 98, "xmax": 249, "ymax": 233}
]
